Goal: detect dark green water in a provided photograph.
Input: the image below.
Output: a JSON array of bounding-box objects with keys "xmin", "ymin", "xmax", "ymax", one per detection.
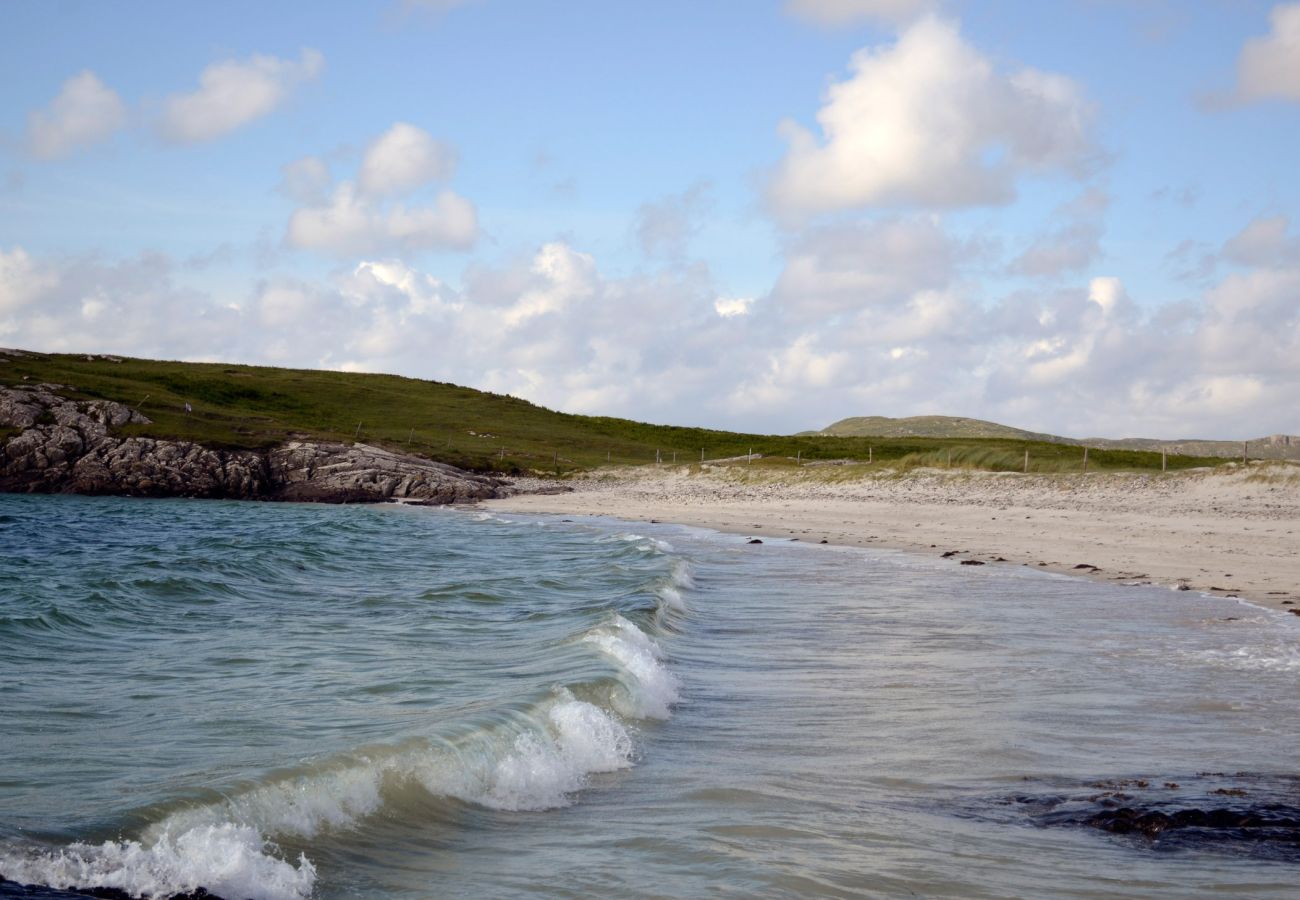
[{"xmin": 1, "ymin": 494, "xmax": 1298, "ymax": 898}]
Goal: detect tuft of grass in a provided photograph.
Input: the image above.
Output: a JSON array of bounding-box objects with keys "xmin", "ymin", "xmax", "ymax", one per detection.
[{"xmin": 0, "ymin": 350, "xmax": 1230, "ymax": 476}]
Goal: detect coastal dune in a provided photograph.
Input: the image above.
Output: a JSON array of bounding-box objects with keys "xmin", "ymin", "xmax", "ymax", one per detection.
[{"xmin": 488, "ymin": 463, "xmax": 1300, "ymax": 613}]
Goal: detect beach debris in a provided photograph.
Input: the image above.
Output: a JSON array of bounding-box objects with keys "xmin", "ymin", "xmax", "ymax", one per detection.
[
  {"xmin": 1073, "ymin": 563, "xmax": 1100, "ymax": 570},
  {"xmin": 941, "ymin": 550, "xmax": 960, "ymax": 557},
  {"xmin": 960, "ymin": 559, "xmax": 985, "ymax": 566},
  {"xmin": 1175, "ymin": 583, "xmax": 1191, "ymax": 591},
  {"xmin": 747, "ymin": 538, "xmax": 763, "ymax": 544},
  {"xmin": 819, "ymin": 539, "xmax": 828, "ymax": 544}
]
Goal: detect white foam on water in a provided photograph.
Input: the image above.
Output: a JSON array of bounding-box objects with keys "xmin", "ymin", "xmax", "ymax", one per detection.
[
  {"xmin": 477, "ymin": 699, "xmax": 635, "ymax": 811},
  {"xmin": 1194, "ymin": 644, "xmax": 1300, "ymax": 672},
  {"xmin": 0, "ymin": 824, "xmax": 315, "ymax": 900},
  {"xmin": 150, "ymin": 758, "xmax": 387, "ymax": 842},
  {"xmin": 583, "ymin": 615, "xmax": 681, "ymax": 719}
]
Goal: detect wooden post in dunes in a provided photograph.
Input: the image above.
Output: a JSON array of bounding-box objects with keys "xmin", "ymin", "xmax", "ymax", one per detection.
[
  {"xmin": 407, "ymin": 427, "xmax": 414, "ymax": 445},
  {"xmin": 1082, "ymin": 446, "xmax": 1089, "ymax": 473},
  {"xmin": 673, "ymin": 451, "xmax": 677, "ymax": 464},
  {"xmin": 701, "ymin": 448, "xmax": 705, "ymax": 463},
  {"xmin": 1023, "ymin": 449, "xmax": 1029, "ymax": 473},
  {"xmin": 797, "ymin": 450, "xmax": 801, "ymax": 466},
  {"xmin": 607, "ymin": 449, "xmax": 611, "ymax": 463},
  {"xmin": 354, "ymin": 421, "xmax": 362, "ymax": 439},
  {"xmin": 748, "ymin": 447, "xmax": 753, "ymax": 465},
  {"xmin": 1243, "ymin": 442, "xmax": 1248, "ymax": 464},
  {"xmin": 1162, "ymin": 450, "xmax": 1167, "ymax": 472},
  {"xmin": 869, "ymin": 446, "xmax": 873, "ymax": 464}
]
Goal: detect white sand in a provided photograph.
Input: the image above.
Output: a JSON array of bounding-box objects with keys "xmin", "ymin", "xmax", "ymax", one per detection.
[{"xmin": 485, "ymin": 462, "xmax": 1300, "ymax": 614}]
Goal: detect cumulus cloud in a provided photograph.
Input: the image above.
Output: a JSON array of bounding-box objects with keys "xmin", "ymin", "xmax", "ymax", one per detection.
[
  {"xmin": 358, "ymin": 122, "xmax": 457, "ymax": 196},
  {"xmin": 0, "ymin": 249, "xmax": 242, "ymax": 360},
  {"xmin": 772, "ymin": 216, "xmax": 972, "ymax": 319},
  {"xmin": 5, "ymin": 203, "xmax": 1299, "ymax": 439},
  {"xmin": 1233, "ymin": 2, "xmax": 1300, "ymax": 104},
  {"xmin": 159, "ymin": 49, "xmax": 324, "ymax": 143},
  {"xmin": 284, "ymin": 123, "xmax": 477, "ymax": 257},
  {"xmin": 768, "ymin": 17, "xmax": 1096, "ymax": 218},
  {"xmin": 287, "ymin": 183, "xmax": 478, "ymax": 255},
  {"xmin": 25, "ymin": 71, "xmax": 127, "ymax": 159},
  {"xmin": 785, "ymin": 0, "xmax": 936, "ymax": 27}
]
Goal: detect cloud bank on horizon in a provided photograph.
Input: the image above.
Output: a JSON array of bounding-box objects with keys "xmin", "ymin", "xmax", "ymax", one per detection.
[{"xmin": 1, "ymin": 0, "xmax": 1297, "ymax": 439}]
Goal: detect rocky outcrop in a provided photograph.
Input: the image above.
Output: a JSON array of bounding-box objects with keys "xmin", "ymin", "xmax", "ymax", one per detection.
[{"xmin": 0, "ymin": 385, "xmax": 502, "ymax": 504}]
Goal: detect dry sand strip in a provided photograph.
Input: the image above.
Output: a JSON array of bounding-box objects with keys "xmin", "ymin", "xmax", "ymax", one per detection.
[{"xmin": 484, "ymin": 463, "xmax": 1300, "ymax": 615}]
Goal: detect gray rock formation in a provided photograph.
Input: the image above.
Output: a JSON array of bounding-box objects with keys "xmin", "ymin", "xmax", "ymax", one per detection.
[{"xmin": 0, "ymin": 385, "xmax": 502, "ymax": 504}]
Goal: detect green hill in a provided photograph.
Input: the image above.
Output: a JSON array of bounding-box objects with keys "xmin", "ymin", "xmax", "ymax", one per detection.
[
  {"xmin": 0, "ymin": 349, "xmax": 1228, "ymax": 475},
  {"xmin": 815, "ymin": 414, "xmax": 1300, "ymax": 461},
  {"xmin": 816, "ymin": 415, "xmax": 1058, "ymax": 442}
]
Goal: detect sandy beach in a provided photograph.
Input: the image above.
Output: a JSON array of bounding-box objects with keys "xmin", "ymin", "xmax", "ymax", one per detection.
[{"xmin": 487, "ymin": 462, "xmax": 1300, "ymax": 614}]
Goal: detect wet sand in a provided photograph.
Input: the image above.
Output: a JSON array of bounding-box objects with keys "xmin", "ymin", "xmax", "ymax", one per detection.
[{"xmin": 486, "ymin": 463, "xmax": 1300, "ymax": 614}]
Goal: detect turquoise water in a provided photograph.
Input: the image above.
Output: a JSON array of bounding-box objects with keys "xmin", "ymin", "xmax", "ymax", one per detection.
[{"xmin": 1, "ymin": 494, "xmax": 1299, "ymax": 898}]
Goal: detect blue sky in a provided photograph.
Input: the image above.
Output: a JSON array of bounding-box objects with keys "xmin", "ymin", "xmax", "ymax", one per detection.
[{"xmin": 2, "ymin": 0, "xmax": 1298, "ymax": 438}]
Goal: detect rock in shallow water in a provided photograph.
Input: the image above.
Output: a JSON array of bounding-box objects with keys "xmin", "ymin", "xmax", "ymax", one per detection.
[{"xmin": 962, "ymin": 773, "xmax": 1300, "ymax": 862}]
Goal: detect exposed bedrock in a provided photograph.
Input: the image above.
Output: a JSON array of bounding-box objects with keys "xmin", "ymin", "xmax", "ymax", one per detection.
[{"xmin": 0, "ymin": 385, "xmax": 502, "ymax": 504}]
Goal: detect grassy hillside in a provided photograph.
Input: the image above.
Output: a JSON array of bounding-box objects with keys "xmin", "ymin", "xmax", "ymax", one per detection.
[
  {"xmin": 818, "ymin": 414, "xmax": 1300, "ymax": 461},
  {"xmin": 817, "ymin": 415, "xmax": 1058, "ymax": 442},
  {"xmin": 0, "ymin": 350, "xmax": 1228, "ymax": 475}
]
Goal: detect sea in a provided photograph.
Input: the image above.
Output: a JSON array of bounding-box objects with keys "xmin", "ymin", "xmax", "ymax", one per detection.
[{"xmin": 1, "ymin": 493, "xmax": 1298, "ymax": 899}]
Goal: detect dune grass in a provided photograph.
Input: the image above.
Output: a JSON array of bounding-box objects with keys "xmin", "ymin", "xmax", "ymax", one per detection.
[{"xmin": 0, "ymin": 351, "xmax": 1228, "ymax": 476}]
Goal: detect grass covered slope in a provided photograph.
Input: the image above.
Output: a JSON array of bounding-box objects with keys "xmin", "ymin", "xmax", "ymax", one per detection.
[
  {"xmin": 0, "ymin": 350, "xmax": 1227, "ymax": 475},
  {"xmin": 818, "ymin": 414, "xmax": 1300, "ymax": 461},
  {"xmin": 817, "ymin": 415, "xmax": 1059, "ymax": 442}
]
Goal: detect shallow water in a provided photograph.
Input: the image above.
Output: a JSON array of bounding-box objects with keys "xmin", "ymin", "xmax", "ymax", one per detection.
[{"xmin": 1, "ymin": 494, "xmax": 1298, "ymax": 898}]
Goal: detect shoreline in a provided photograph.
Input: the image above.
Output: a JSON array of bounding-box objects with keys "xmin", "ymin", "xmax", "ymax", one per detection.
[{"xmin": 485, "ymin": 463, "xmax": 1300, "ymax": 616}]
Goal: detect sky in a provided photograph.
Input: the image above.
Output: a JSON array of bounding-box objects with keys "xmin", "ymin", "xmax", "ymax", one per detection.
[{"xmin": 1, "ymin": 0, "xmax": 1298, "ymax": 439}]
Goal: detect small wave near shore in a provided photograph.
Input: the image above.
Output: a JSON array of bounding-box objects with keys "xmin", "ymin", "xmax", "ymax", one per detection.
[{"xmin": 0, "ymin": 502, "xmax": 691, "ymax": 900}]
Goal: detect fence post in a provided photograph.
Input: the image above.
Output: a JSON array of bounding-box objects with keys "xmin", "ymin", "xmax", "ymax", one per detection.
[
  {"xmin": 1023, "ymin": 449, "xmax": 1029, "ymax": 473},
  {"xmin": 1243, "ymin": 441, "xmax": 1248, "ymax": 464},
  {"xmin": 797, "ymin": 450, "xmax": 801, "ymax": 466},
  {"xmin": 1162, "ymin": 450, "xmax": 1167, "ymax": 472},
  {"xmin": 354, "ymin": 421, "xmax": 362, "ymax": 439},
  {"xmin": 869, "ymin": 446, "xmax": 873, "ymax": 464},
  {"xmin": 1083, "ymin": 446, "xmax": 1088, "ymax": 473},
  {"xmin": 673, "ymin": 451, "xmax": 677, "ymax": 464},
  {"xmin": 748, "ymin": 447, "xmax": 753, "ymax": 465},
  {"xmin": 700, "ymin": 448, "xmax": 704, "ymax": 462}
]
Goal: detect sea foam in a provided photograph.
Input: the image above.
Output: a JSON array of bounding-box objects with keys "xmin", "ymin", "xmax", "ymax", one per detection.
[{"xmin": 0, "ymin": 824, "xmax": 315, "ymax": 900}]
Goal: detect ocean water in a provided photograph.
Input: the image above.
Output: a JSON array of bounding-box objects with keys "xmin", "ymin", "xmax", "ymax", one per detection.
[{"xmin": 1, "ymin": 494, "xmax": 1298, "ymax": 899}]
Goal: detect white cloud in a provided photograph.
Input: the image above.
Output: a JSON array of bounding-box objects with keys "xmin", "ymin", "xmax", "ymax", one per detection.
[
  {"xmin": 284, "ymin": 124, "xmax": 477, "ymax": 258},
  {"xmin": 785, "ymin": 0, "xmax": 935, "ymax": 27},
  {"xmin": 26, "ymin": 71, "xmax": 127, "ymax": 159},
  {"xmin": 768, "ymin": 17, "xmax": 1096, "ymax": 217},
  {"xmin": 159, "ymin": 49, "xmax": 324, "ymax": 143},
  {"xmin": 714, "ymin": 296, "xmax": 754, "ymax": 318},
  {"xmin": 358, "ymin": 122, "xmax": 456, "ymax": 196},
  {"xmin": 1222, "ymin": 214, "xmax": 1300, "ymax": 267},
  {"xmin": 1234, "ymin": 2, "xmax": 1300, "ymax": 103},
  {"xmin": 286, "ymin": 183, "xmax": 478, "ymax": 256},
  {"xmin": 772, "ymin": 217, "xmax": 968, "ymax": 318},
  {"xmin": 4, "ymin": 208, "xmax": 1299, "ymax": 440}
]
